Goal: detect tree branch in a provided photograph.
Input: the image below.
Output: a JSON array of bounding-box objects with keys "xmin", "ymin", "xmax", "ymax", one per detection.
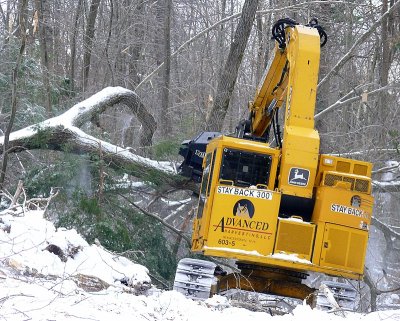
[
  {"xmin": 117, "ymin": 192, "xmax": 192, "ymax": 247},
  {"xmin": 329, "ymin": 148, "xmax": 400, "ymax": 157},
  {"xmin": 372, "ymin": 216, "xmax": 400, "ymax": 239},
  {"xmin": 1, "ymin": 87, "xmax": 157, "ymax": 148},
  {"xmin": 0, "ymin": 87, "xmax": 156, "ymax": 156},
  {"xmin": 136, "ymin": 1, "xmax": 362, "ymax": 91},
  {"xmin": 315, "ymin": 84, "xmax": 400, "ymax": 121},
  {"xmin": 373, "ymin": 180, "xmax": 400, "ymax": 193},
  {"xmin": 56, "ymin": 87, "xmax": 156, "ymax": 147},
  {"xmin": 317, "ymin": 0, "xmax": 400, "ymax": 90}
]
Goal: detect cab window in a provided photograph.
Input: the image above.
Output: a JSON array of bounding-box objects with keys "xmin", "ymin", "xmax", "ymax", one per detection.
[
  {"xmin": 197, "ymin": 151, "xmax": 215, "ymax": 218},
  {"xmin": 219, "ymin": 148, "xmax": 272, "ymax": 188}
]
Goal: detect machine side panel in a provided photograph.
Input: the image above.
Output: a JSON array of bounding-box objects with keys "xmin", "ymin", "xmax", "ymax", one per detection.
[
  {"xmin": 312, "ymin": 186, "xmax": 373, "ymax": 230},
  {"xmin": 274, "ymin": 218, "xmax": 316, "ymax": 260},
  {"xmin": 204, "ymin": 186, "xmax": 281, "ymax": 256},
  {"xmin": 320, "ymin": 223, "xmax": 368, "ymax": 274}
]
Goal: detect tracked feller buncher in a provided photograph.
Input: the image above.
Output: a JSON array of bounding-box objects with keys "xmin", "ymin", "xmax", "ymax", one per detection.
[{"xmin": 174, "ymin": 18, "xmax": 374, "ymax": 310}]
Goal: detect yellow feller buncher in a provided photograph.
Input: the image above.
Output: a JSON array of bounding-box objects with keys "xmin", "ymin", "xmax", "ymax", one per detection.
[{"xmin": 175, "ymin": 18, "xmax": 374, "ymax": 310}]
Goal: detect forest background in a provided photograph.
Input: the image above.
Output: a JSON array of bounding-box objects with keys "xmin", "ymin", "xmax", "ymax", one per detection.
[{"xmin": 0, "ymin": 0, "xmax": 399, "ymax": 312}]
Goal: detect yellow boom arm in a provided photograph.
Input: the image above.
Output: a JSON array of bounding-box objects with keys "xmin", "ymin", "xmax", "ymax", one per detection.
[
  {"xmin": 250, "ymin": 23, "xmax": 322, "ymax": 199},
  {"xmin": 250, "ymin": 21, "xmax": 322, "ymax": 137}
]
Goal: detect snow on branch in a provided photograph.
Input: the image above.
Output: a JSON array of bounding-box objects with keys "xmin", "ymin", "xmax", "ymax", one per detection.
[
  {"xmin": 373, "ymin": 180, "xmax": 400, "ymax": 193},
  {"xmin": 4, "ymin": 87, "xmax": 157, "ymax": 147},
  {"xmin": 372, "ymin": 161, "xmax": 400, "ymax": 192},
  {"xmin": 372, "ymin": 216, "xmax": 400, "ymax": 239}
]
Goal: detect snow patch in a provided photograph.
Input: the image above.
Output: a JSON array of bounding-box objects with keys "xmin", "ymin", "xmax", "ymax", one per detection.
[
  {"xmin": 268, "ymin": 252, "xmax": 312, "ymax": 265},
  {"xmin": 203, "ymin": 246, "xmax": 264, "ymax": 257},
  {"xmin": 161, "ymin": 197, "xmax": 192, "ymax": 206},
  {"xmin": 279, "ymin": 217, "xmax": 312, "ymax": 224},
  {"xmin": 0, "ymin": 210, "xmax": 150, "ymax": 287}
]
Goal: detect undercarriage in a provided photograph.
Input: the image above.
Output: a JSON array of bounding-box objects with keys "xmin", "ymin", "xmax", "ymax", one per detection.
[{"xmin": 173, "ymin": 258, "xmax": 357, "ymax": 314}]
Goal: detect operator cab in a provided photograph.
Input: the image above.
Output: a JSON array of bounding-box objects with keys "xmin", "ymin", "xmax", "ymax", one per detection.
[
  {"xmin": 194, "ymin": 135, "xmax": 280, "ymax": 224},
  {"xmin": 197, "ymin": 135, "xmax": 315, "ymax": 224}
]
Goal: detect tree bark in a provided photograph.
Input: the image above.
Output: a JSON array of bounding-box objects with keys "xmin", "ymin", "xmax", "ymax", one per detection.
[
  {"xmin": 255, "ymin": 13, "xmax": 263, "ymax": 82},
  {"xmin": 206, "ymin": 0, "xmax": 259, "ymax": 131},
  {"xmin": 83, "ymin": 0, "xmax": 101, "ymax": 93},
  {"xmin": 34, "ymin": 0, "xmax": 52, "ymax": 115},
  {"xmin": 380, "ymin": 0, "xmax": 391, "ymax": 88},
  {"xmin": 69, "ymin": 0, "xmax": 83, "ymax": 94},
  {"xmin": 377, "ymin": 0, "xmax": 396, "ymax": 143},
  {"xmin": 160, "ymin": 0, "xmax": 172, "ymax": 137},
  {"xmin": 216, "ymin": 0, "xmax": 227, "ymax": 77},
  {"xmin": 128, "ymin": 0, "xmax": 145, "ymax": 88}
]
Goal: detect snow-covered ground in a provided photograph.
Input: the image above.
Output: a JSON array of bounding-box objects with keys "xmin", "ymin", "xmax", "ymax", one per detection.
[{"xmin": 1, "ymin": 210, "xmax": 400, "ymax": 321}]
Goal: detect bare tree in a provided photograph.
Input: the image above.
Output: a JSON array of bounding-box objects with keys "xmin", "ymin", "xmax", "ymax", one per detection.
[
  {"xmin": 0, "ymin": 0, "xmax": 28, "ymax": 189},
  {"xmin": 34, "ymin": 0, "xmax": 52, "ymax": 115},
  {"xmin": 160, "ymin": 0, "xmax": 172, "ymax": 137},
  {"xmin": 69, "ymin": 0, "xmax": 84, "ymax": 94},
  {"xmin": 83, "ymin": 0, "xmax": 101, "ymax": 93},
  {"xmin": 206, "ymin": 0, "xmax": 259, "ymax": 131}
]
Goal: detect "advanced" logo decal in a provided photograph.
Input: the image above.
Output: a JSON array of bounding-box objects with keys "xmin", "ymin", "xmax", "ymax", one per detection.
[{"xmin": 213, "ymin": 217, "xmax": 270, "ymax": 234}]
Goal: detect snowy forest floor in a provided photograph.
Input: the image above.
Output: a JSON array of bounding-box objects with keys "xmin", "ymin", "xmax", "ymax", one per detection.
[{"xmin": 1, "ymin": 210, "xmax": 400, "ymax": 321}]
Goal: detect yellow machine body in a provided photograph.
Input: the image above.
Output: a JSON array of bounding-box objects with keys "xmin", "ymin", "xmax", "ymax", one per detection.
[{"xmin": 191, "ymin": 24, "xmax": 374, "ymax": 281}]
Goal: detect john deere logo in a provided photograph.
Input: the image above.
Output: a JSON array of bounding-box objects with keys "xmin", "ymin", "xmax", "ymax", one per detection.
[
  {"xmin": 288, "ymin": 167, "xmax": 309, "ymax": 187},
  {"xmin": 233, "ymin": 199, "xmax": 255, "ymax": 219}
]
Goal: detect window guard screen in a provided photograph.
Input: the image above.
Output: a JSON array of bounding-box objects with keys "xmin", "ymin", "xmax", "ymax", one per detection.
[{"xmin": 219, "ymin": 148, "xmax": 272, "ymax": 188}]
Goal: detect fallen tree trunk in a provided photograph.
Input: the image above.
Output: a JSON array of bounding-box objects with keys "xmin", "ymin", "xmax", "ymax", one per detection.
[{"xmin": 0, "ymin": 87, "xmax": 196, "ymax": 192}]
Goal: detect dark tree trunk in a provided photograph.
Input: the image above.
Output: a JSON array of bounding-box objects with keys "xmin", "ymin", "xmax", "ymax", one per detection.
[
  {"xmin": 35, "ymin": 0, "xmax": 52, "ymax": 115},
  {"xmin": 69, "ymin": 0, "xmax": 83, "ymax": 94},
  {"xmin": 103, "ymin": 0, "xmax": 114, "ymax": 86},
  {"xmin": 83, "ymin": 0, "xmax": 101, "ymax": 93},
  {"xmin": 206, "ymin": 0, "xmax": 259, "ymax": 131},
  {"xmin": 160, "ymin": 0, "xmax": 172, "ymax": 137},
  {"xmin": 255, "ymin": 9, "xmax": 265, "ymax": 83},
  {"xmin": 380, "ymin": 0, "xmax": 390, "ymax": 88},
  {"xmin": 129, "ymin": 0, "xmax": 145, "ymax": 88},
  {"xmin": 378, "ymin": 0, "xmax": 396, "ymax": 144},
  {"xmin": 216, "ymin": 0, "xmax": 227, "ymax": 76}
]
